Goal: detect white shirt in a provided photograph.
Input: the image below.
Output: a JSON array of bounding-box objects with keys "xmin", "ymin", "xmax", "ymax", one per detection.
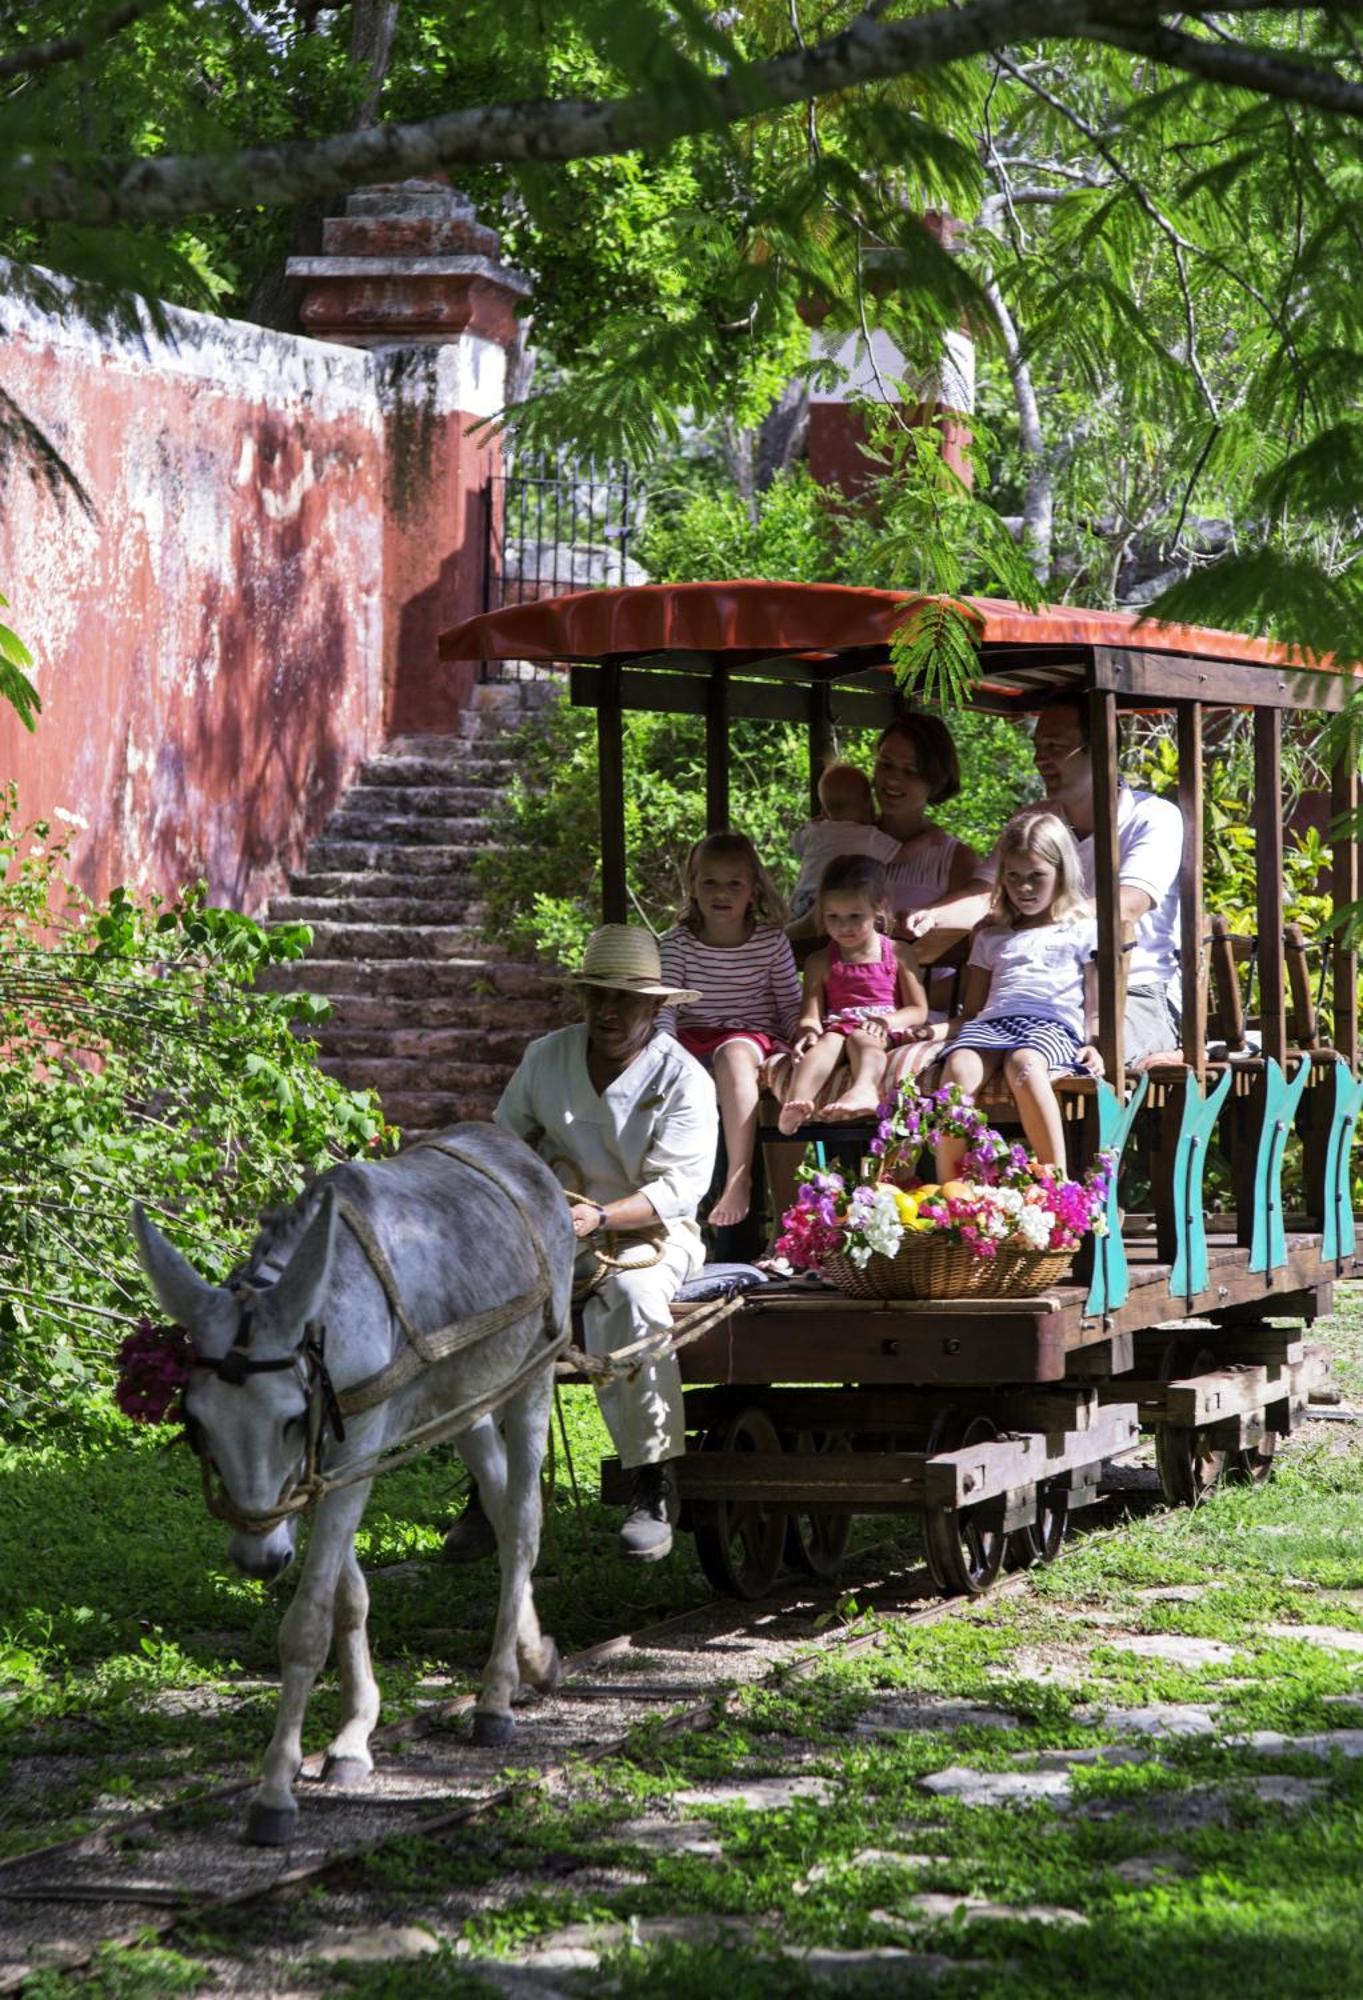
[
  {"xmin": 790, "ymin": 820, "xmax": 902, "ymax": 914},
  {"xmin": 969, "ymin": 917, "xmax": 1098, "ymax": 1039},
  {"xmin": 981, "ymin": 787, "xmax": 1182, "ymax": 986},
  {"xmin": 495, "ymin": 1026, "xmax": 718, "ymax": 1264}
]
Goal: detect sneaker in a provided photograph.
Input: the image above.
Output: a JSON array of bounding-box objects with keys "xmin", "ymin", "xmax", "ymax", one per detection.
[
  {"xmin": 441, "ymin": 1483, "xmax": 497, "ymax": 1565},
  {"xmin": 618, "ymin": 1461, "xmax": 679, "ymax": 1562}
]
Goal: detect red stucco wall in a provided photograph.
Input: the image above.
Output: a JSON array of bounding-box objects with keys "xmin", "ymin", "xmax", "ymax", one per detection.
[{"xmin": 0, "ymin": 296, "xmax": 387, "ymax": 912}]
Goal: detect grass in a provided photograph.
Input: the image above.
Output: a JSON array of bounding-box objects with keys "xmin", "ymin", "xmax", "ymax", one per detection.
[
  {"xmin": 3, "ymin": 1288, "xmax": 1363, "ymax": 1994},
  {"xmin": 0, "ymin": 1386, "xmax": 709, "ymax": 1856}
]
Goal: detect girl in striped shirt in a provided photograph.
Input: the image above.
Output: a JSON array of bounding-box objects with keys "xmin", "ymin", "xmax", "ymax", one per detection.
[{"xmin": 659, "ymin": 832, "xmax": 801, "ymax": 1229}]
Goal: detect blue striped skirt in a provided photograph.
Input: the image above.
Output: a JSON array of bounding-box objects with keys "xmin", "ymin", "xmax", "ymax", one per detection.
[{"xmin": 945, "ymin": 1013, "xmax": 1085, "ymax": 1073}]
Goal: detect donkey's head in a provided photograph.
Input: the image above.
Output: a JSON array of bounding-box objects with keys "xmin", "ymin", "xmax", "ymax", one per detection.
[{"xmin": 132, "ymin": 1194, "xmax": 338, "ymax": 1580}]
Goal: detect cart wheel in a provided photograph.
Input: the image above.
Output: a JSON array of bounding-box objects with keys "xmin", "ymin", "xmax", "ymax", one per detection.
[
  {"xmin": 1231, "ymin": 1423, "xmax": 1278, "ymax": 1485},
  {"xmin": 783, "ymin": 1432, "xmax": 853, "ymax": 1580},
  {"xmin": 1155, "ymin": 1342, "xmax": 1228, "ymax": 1507},
  {"xmin": 691, "ymin": 1405, "xmax": 787, "ymax": 1600},
  {"xmin": 922, "ymin": 1413, "xmax": 1006, "ymax": 1598},
  {"xmin": 1007, "ymin": 1478, "xmax": 1068, "ymax": 1569}
]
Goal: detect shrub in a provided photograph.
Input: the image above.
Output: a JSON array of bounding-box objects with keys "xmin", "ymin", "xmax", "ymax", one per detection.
[{"xmin": 0, "ymin": 794, "xmax": 394, "ymax": 1434}]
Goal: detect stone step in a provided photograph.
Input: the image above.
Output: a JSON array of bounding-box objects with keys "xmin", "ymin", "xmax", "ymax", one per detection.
[
  {"xmin": 295, "ymin": 922, "xmax": 488, "ymax": 961},
  {"xmin": 272, "ymin": 895, "xmax": 488, "ymax": 926},
  {"xmin": 321, "ymin": 1054, "xmax": 512, "ymax": 1093},
  {"xmin": 337, "ymin": 784, "xmax": 504, "ymax": 817},
  {"xmin": 304, "ymin": 991, "xmax": 567, "ymax": 1032},
  {"xmin": 286, "ymin": 863, "xmax": 486, "ymax": 898},
  {"xmin": 307, "ymin": 1022, "xmax": 540, "ymax": 1062},
  {"xmin": 382, "ymin": 1090, "xmax": 503, "ymax": 1132},
  {"xmin": 305, "ymin": 841, "xmax": 492, "ymax": 875},
  {"xmin": 258, "ymin": 957, "xmax": 561, "ymax": 999},
  {"xmin": 322, "ymin": 813, "xmax": 493, "ymax": 846},
  {"xmin": 358, "ymin": 754, "xmax": 513, "ymax": 788}
]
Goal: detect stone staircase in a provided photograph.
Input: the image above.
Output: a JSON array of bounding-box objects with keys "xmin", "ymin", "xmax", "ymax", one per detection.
[{"xmin": 265, "ymin": 684, "xmax": 570, "ymax": 1139}]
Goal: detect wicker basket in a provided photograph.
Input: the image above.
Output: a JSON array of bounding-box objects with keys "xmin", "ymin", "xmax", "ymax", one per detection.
[{"xmin": 825, "ymin": 1238, "xmax": 1072, "ymax": 1300}]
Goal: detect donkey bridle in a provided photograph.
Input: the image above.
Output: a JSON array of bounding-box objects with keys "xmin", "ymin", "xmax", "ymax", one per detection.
[{"xmin": 187, "ymin": 1280, "xmax": 347, "ymax": 1536}]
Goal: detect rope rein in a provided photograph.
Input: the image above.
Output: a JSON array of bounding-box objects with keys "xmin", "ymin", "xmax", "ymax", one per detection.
[{"xmin": 560, "ymin": 1186, "xmax": 667, "ymax": 1300}]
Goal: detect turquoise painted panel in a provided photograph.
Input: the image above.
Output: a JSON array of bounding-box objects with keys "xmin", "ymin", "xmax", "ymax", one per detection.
[
  {"xmin": 1249, "ymin": 1058, "xmax": 1312, "ymax": 1275},
  {"xmin": 1321, "ymin": 1060, "xmax": 1363, "ymax": 1266},
  {"xmin": 1167, "ymin": 1067, "xmax": 1235, "ymax": 1306},
  {"xmin": 1083, "ymin": 1073, "xmax": 1149, "ymax": 1318}
]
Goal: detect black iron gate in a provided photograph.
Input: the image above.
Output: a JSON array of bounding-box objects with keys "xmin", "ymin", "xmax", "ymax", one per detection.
[{"xmin": 482, "ymin": 460, "xmax": 641, "ymax": 625}]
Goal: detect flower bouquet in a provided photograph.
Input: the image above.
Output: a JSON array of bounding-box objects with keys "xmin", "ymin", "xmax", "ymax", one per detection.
[
  {"xmin": 114, "ymin": 1317, "xmax": 194, "ymax": 1424},
  {"xmin": 773, "ymin": 1079, "xmax": 1112, "ymax": 1300}
]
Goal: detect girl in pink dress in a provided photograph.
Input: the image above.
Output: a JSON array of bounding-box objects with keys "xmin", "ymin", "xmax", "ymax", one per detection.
[{"xmin": 777, "ymin": 856, "xmax": 929, "ymax": 1134}]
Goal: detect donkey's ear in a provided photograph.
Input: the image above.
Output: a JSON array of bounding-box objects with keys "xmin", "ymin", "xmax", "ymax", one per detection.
[
  {"xmin": 131, "ymin": 1204, "xmax": 226, "ymax": 1332},
  {"xmin": 273, "ymin": 1188, "xmax": 337, "ymax": 1333}
]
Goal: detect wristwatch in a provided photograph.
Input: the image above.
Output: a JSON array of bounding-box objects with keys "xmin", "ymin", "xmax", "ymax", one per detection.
[{"xmin": 593, "ymin": 1205, "xmax": 610, "ymax": 1232}]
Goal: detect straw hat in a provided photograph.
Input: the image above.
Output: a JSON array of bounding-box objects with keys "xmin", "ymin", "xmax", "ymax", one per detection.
[{"xmin": 569, "ymin": 924, "xmax": 700, "ymax": 1003}]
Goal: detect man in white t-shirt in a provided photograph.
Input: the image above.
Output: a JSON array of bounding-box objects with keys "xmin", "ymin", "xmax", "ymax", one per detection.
[{"xmin": 905, "ymin": 699, "xmax": 1183, "ymax": 1064}]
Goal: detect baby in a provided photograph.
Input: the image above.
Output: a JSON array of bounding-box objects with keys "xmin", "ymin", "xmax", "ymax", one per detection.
[{"xmin": 787, "ymin": 761, "xmax": 902, "ymax": 938}]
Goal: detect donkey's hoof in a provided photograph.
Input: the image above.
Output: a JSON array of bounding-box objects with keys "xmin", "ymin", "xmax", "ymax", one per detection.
[
  {"xmin": 531, "ymin": 1638, "xmax": 563, "ymax": 1694},
  {"xmin": 245, "ymin": 1801, "xmax": 298, "ymax": 1847},
  {"xmin": 321, "ymin": 1756, "xmax": 372, "ymax": 1790},
  {"xmin": 471, "ymin": 1709, "xmax": 516, "ymax": 1748}
]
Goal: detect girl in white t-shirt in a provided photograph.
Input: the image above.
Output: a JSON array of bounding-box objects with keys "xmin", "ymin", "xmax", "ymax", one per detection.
[{"xmin": 934, "ymin": 809, "xmax": 1103, "ymax": 1179}]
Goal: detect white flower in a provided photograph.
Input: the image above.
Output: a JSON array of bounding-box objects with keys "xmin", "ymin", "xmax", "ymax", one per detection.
[
  {"xmin": 1014, "ymin": 1205, "xmax": 1053, "ymax": 1250},
  {"xmin": 857, "ymin": 1185, "xmax": 904, "ymax": 1261},
  {"xmin": 994, "ymin": 1187, "xmax": 1023, "ymax": 1217}
]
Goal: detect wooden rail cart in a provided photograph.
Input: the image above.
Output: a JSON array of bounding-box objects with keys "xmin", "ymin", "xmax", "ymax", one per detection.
[{"xmin": 441, "ymin": 584, "xmax": 1362, "ymax": 1598}]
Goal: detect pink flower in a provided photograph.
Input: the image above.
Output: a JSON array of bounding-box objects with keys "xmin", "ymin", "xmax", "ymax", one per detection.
[{"xmin": 115, "ymin": 1318, "xmax": 195, "ymax": 1425}]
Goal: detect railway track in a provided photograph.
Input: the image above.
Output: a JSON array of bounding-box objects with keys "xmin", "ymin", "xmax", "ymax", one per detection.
[
  {"xmin": 4, "ymin": 1403, "xmax": 1345, "ymax": 1992},
  {"xmin": 0, "ymin": 1519, "xmax": 1062, "ymax": 1992}
]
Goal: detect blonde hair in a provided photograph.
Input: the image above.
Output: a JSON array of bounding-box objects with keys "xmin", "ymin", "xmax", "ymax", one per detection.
[
  {"xmin": 989, "ymin": 808, "xmax": 1090, "ymax": 927},
  {"xmin": 680, "ymin": 831, "xmax": 788, "ymax": 932},
  {"xmin": 817, "ymin": 760, "xmax": 875, "ymax": 820}
]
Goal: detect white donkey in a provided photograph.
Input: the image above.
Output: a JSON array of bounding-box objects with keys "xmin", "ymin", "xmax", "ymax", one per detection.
[{"xmin": 133, "ymin": 1124, "xmax": 574, "ymax": 1846}]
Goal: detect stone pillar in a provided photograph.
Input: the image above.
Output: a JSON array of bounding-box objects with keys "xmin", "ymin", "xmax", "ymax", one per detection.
[
  {"xmin": 805, "ymin": 219, "xmax": 974, "ymax": 496},
  {"xmin": 289, "ymin": 182, "xmax": 530, "ymax": 733}
]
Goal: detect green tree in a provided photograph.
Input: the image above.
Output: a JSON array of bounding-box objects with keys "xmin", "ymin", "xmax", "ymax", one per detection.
[{"xmin": 8, "ymin": 6, "xmax": 1363, "ymax": 714}]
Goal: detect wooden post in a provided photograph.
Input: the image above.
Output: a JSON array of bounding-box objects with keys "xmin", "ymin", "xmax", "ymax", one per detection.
[
  {"xmin": 706, "ymin": 661, "xmax": 730, "ymax": 833},
  {"xmin": 809, "ymin": 682, "xmax": 833, "ymax": 817},
  {"xmin": 1088, "ymin": 685, "xmax": 1124, "ymax": 1089},
  {"xmin": 1332, "ymin": 739, "xmax": 1360, "ymax": 1070},
  {"xmin": 1176, "ymin": 701, "xmax": 1207, "ymax": 1087},
  {"xmin": 1253, "ymin": 707, "xmax": 1287, "ymax": 1068},
  {"xmin": 598, "ymin": 659, "xmax": 627, "ymax": 923}
]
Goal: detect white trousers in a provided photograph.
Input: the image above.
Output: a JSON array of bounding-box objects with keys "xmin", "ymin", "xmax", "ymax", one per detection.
[{"xmin": 578, "ymin": 1237, "xmax": 692, "ymax": 1470}]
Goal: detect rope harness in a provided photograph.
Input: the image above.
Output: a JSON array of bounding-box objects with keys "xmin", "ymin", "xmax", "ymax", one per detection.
[
  {"xmin": 191, "ymin": 1147, "xmax": 748, "ymax": 1534},
  {"xmin": 192, "ymin": 1141, "xmax": 566, "ymax": 1537}
]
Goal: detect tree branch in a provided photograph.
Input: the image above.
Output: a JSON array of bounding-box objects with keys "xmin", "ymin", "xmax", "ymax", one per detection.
[
  {"xmin": 0, "ymin": 0, "xmax": 166, "ymax": 84},
  {"xmin": 980, "ymin": 269, "xmax": 1054, "ymax": 581},
  {"xmin": 7, "ymin": 1, "xmax": 1363, "ymax": 227},
  {"xmin": 1092, "ymin": 17, "xmax": 1363, "ymax": 118}
]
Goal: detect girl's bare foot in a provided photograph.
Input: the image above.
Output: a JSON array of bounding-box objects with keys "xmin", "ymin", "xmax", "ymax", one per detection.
[
  {"xmin": 777, "ymin": 1099, "xmax": 814, "ymax": 1136},
  {"xmin": 709, "ymin": 1166, "xmax": 752, "ymax": 1229},
  {"xmin": 825, "ymin": 1090, "xmax": 878, "ymax": 1120}
]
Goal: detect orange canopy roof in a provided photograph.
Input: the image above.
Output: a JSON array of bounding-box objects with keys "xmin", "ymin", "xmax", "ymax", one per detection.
[{"xmin": 439, "ymin": 580, "xmax": 1340, "ymax": 674}]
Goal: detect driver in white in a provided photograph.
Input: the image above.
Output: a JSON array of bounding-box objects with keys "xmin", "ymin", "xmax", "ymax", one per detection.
[{"xmin": 445, "ymin": 925, "xmax": 717, "ymax": 1562}]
